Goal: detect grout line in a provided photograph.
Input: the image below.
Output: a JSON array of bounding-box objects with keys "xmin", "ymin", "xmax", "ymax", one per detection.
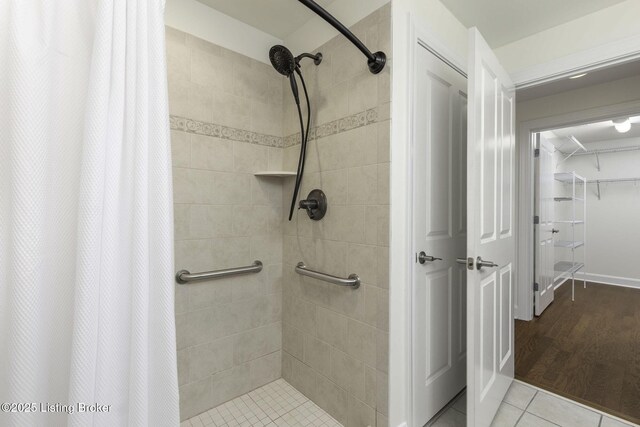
[
  {"xmin": 250, "ymin": 384, "xmax": 307, "ymax": 424},
  {"xmin": 523, "ymin": 393, "xmax": 601, "ymax": 427},
  {"xmin": 513, "ymin": 408, "xmax": 526, "ymax": 426},
  {"xmin": 519, "ymin": 390, "xmax": 562, "ymax": 427},
  {"xmin": 525, "ymin": 413, "xmax": 563, "ymax": 427},
  {"xmin": 426, "ymin": 389, "xmax": 466, "ymax": 426},
  {"xmin": 523, "ymin": 390, "xmax": 537, "ymax": 412},
  {"xmin": 515, "ymin": 379, "xmax": 637, "ymax": 426}
]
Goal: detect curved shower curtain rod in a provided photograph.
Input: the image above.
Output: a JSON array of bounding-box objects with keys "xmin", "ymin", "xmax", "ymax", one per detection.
[{"xmin": 297, "ymin": 0, "xmax": 387, "ymax": 74}]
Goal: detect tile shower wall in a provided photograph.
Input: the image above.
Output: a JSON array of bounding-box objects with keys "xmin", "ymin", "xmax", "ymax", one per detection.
[
  {"xmin": 166, "ymin": 27, "xmax": 286, "ymax": 421},
  {"xmin": 281, "ymin": 6, "xmax": 391, "ymax": 427}
]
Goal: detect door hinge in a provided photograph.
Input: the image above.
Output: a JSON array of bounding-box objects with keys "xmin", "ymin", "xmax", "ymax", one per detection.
[
  {"xmin": 534, "ymin": 282, "xmax": 539, "ymax": 292},
  {"xmin": 534, "ymin": 148, "xmax": 540, "ymax": 158},
  {"xmin": 533, "ymin": 215, "xmax": 540, "ymax": 224}
]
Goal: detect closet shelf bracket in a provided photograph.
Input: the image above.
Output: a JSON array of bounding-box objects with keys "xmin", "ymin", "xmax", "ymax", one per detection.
[
  {"xmin": 556, "ymin": 136, "xmax": 586, "ymax": 169},
  {"xmin": 585, "ymin": 177, "xmax": 640, "ymax": 200}
]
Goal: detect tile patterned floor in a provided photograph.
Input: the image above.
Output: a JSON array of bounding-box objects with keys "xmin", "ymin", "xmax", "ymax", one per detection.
[
  {"xmin": 429, "ymin": 380, "xmax": 640, "ymax": 427},
  {"xmin": 181, "ymin": 379, "xmax": 343, "ymax": 427},
  {"xmin": 182, "ymin": 378, "xmax": 640, "ymax": 427}
]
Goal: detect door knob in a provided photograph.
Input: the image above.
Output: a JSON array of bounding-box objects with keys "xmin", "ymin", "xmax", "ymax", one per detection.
[
  {"xmin": 418, "ymin": 251, "xmax": 442, "ymax": 264},
  {"xmin": 551, "ymin": 228, "xmax": 560, "ymax": 234},
  {"xmin": 457, "ymin": 257, "xmax": 474, "ymax": 270},
  {"xmin": 476, "ymin": 256, "xmax": 498, "ymax": 270}
]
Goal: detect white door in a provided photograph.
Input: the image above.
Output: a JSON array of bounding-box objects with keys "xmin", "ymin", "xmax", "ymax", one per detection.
[
  {"xmin": 466, "ymin": 28, "xmax": 516, "ymax": 427},
  {"xmin": 534, "ymin": 135, "xmax": 555, "ymax": 315},
  {"xmin": 412, "ymin": 44, "xmax": 467, "ymax": 427}
]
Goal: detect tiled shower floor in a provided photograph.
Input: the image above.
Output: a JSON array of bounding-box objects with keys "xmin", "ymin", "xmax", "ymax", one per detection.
[{"xmin": 180, "ymin": 379, "xmax": 342, "ymax": 427}]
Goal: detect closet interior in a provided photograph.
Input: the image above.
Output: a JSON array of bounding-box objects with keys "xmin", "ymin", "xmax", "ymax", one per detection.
[
  {"xmin": 517, "ymin": 114, "xmax": 640, "ymax": 424},
  {"xmin": 539, "ymin": 115, "xmax": 640, "ymax": 298}
]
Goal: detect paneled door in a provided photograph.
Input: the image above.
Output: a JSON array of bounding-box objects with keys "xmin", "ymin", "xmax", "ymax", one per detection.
[
  {"xmin": 412, "ymin": 43, "xmax": 467, "ymax": 427},
  {"xmin": 535, "ymin": 135, "xmax": 556, "ymax": 315},
  {"xmin": 466, "ymin": 28, "xmax": 516, "ymax": 427}
]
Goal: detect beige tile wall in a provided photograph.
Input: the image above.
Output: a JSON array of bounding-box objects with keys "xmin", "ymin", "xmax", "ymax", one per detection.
[
  {"xmin": 166, "ymin": 27, "xmax": 286, "ymax": 421},
  {"xmin": 280, "ymin": 5, "xmax": 391, "ymax": 427}
]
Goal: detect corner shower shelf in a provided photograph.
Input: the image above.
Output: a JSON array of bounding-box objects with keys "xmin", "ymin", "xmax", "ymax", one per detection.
[
  {"xmin": 254, "ymin": 171, "xmax": 297, "ymax": 178},
  {"xmin": 555, "ymin": 240, "xmax": 584, "ymax": 249}
]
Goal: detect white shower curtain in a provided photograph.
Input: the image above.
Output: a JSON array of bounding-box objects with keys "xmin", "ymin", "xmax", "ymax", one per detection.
[{"xmin": 0, "ymin": 1, "xmax": 179, "ymax": 426}]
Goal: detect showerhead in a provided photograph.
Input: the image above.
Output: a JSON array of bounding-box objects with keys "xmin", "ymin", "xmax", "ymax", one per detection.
[{"xmin": 269, "ymin": 45, "xmax": 296, "ymax": 76}]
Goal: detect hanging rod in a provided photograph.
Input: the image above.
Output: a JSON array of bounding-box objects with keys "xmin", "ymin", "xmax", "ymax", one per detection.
[
  {"xmin": 587, "ymin": 177, "xmax": 640, "ymax": 184},
  {"xmin": 295, "ymin": 262, "xmax": 360, "ymax": 289},
  {"xmin": 176, "ymin": 261, "xmax": 263, "ymax": 284},
  {"xmin": 573, "ymin": 145, "xmax": 640, "ymax": 156},
  {"xmin": 571, "ymin": 146, "xmax": 640, "ymax": 170},
  {"xmin": 586, "ymin": 177, "xmax": 640, "ymax": 200}
]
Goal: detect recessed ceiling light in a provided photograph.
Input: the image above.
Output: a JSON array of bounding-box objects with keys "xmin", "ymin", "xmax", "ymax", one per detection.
[
  {"xmin": 569, "ymin": 73, "xmax": 587, "ymax": 79},
  {"xmin": 613, "ymin": 118, "xmax": 631, "ymax": 133}
]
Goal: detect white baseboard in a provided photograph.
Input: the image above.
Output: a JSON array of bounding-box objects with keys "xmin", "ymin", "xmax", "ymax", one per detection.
[{"xmin": 575, "ymin": 272, "xmax": 640, "ymax": 289}]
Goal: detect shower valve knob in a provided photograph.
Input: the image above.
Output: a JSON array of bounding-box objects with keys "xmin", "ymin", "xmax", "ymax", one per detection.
[
  {"xmin": 299, "ymin": 199, "xmax": 319, "ymax": 210},
  {"xmin": 298, "ymin": 189, "xmax": 327, "ymax": 221}
]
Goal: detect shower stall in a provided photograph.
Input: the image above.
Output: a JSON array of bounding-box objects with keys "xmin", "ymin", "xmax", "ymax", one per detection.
[{"xmin": 168, "ymin": 2, "xmax": 391, "ymax": 426}]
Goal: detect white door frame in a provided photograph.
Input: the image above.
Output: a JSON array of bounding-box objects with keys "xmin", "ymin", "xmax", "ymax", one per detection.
[
  {"xmin": 408, "ymin": 18, "xmax": 468, "ymax": 422},
  {"xmin": 390, "ymin": 14, "xmax": 468, "ymax": 427},
  {"xmin": 515, "ymin": 99, "xmax": 640, "ymax": 320},
  {"xmin": 410, "ymin": 37, "xmax": 468, "ymax": 427}
]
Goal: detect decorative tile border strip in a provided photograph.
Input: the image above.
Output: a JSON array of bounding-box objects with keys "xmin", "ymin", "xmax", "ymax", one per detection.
[
  {"xmin": 283, "ymin": 107, "xmax": 378, "ymax": 148},
  {"xmin": 169, "ymin": 116, "xmax": 283, "ymax": 148},
  {"xmin": 169, "ymin": 106, "xmax": 378, "ymax": 149}
]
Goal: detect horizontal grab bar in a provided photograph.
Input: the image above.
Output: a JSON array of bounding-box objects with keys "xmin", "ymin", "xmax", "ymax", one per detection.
[
  {"xmin": 295, "ymin": 262, "xmax": 360, "ymax": 289},
  {"xmin": 176, "ymin": 261, "xmax": 263, "ymax": 284}
]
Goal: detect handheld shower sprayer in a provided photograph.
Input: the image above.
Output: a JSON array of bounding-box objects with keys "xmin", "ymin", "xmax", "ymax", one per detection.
[
  {"xmin": 269, "ymin": 45, "xmax": 300, "ymax": 105},
  {"xmin": 269, "ymin": 45, "xmax": 322, "ymax": 221}
]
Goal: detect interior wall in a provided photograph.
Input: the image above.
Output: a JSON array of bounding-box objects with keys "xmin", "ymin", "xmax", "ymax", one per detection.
[
  {"xmin": 557, "ymin": 138, "xmax": 640, "ymax": 286},
  {"xmin": 495, "ymin": 0, "xmax": 640, "ymax": 75},
  {"xmin": 166, "ymin": 27, "xmax": 286, "ymax": 421},
  {"xmin": 517, "ymin": 75, "xmax": 640, "ymax": 124},
  {"xmin": 164, "ymin": 0, "xmax": 282, "ymax": 64},
  {"xmin": 280, "ymin": 5, "xmax": 391, "ymax": 427}
]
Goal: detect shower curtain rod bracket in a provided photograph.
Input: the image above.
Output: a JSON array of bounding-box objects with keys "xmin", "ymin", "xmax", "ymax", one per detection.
[{"xmin": 368, "ymin": 51, "xmax": 387, "ymax": 74}]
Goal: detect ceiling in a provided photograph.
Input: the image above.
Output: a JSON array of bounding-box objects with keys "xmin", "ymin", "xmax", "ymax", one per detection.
[
  {"xmin": 196, "ymin": 0, "xmax": 336, "ymax": 39},
  {"xmin": 517, "ymin": 59, "xmax": 640, "ymax": 102},
  {"xmin": 543, "ymin": 116, "xmax": 640, "ymax": 152},
  {"xmin": 439, "ymin": 0, "xmax": 628, "ymax": 47},
  {"xmin": 196, "ymin": 0, "xmax": 628, "ymax": 48}
]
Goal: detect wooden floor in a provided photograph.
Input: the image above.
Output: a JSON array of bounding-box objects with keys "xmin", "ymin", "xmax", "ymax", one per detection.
[{"xmin": 515, "ymin": 280, "xmax": 640, "ymax": 425}]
